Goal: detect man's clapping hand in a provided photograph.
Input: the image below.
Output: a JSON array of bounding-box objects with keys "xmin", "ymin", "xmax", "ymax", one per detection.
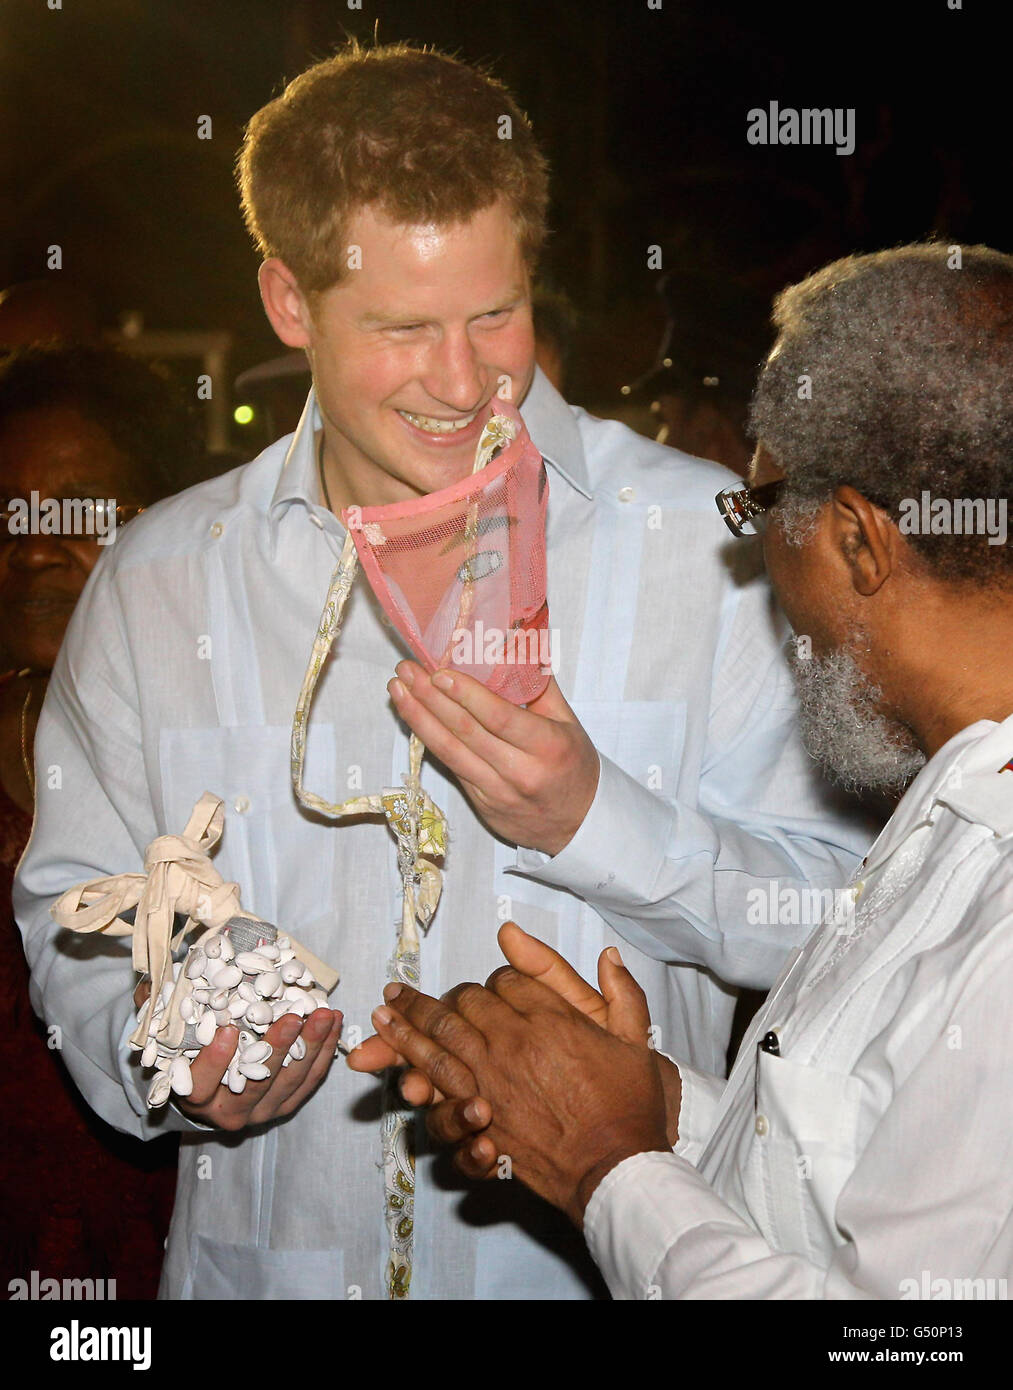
[{"xmin": 348, "ymin": 924, "xmax": 680, "ymax": 1225}]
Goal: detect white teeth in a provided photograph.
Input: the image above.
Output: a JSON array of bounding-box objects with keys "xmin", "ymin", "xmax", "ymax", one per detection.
[{"xmin": 398, "ymin": 409, "xmax": 477, "ymax": 434}]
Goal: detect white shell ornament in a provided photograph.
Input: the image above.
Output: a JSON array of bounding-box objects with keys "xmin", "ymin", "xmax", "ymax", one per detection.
[
  {"xmin": 47, "ymin": 795, "xmax": 338, "ymax": 1113},
  {"xmin": 139, "ymin": 914, "xmax": 335, "ymax": 1109}
]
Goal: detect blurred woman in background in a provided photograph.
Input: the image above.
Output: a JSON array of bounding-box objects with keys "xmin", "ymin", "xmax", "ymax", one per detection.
[{"xmin": 0, "ymin": 343, "xmax": 202, "ymax": 1297}]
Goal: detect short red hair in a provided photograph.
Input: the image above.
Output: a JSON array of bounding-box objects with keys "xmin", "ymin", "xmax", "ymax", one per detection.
[{"xmin": 237, "ymin": 40, "xmax": 550, "ymax": 296}]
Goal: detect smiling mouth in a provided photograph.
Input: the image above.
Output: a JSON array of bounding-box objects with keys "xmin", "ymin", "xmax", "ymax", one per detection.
[
  {"xmin": 397, "ymin": 408, "xmax": 479, "ymax": 435},
  {"xmin": 11, "ymin": 596, "xmax": 77, "ymax": 611}
]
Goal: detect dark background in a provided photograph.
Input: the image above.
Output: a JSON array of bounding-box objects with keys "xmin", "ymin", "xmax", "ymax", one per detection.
[{"xmin": 1, "ymin": 0, "xmax": 1007, "ymax": 435}]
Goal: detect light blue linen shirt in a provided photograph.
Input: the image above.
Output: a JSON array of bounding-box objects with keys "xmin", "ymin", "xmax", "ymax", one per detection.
[{"xmin": 14, "ymin": 368, "xmax": 874, "ymax": 1299}]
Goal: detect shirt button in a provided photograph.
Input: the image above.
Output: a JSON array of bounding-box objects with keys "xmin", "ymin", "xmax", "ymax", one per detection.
[
  {"xmin": 755, "ymin": 1114, "xmax": 769, "ymax": 1137},
  {"xmin": 233, "ymin": 795, "xmax": 250, "ymax": 814},
  {"xmin": 210, "ymin": 522, "xmax": 224, "ymax": 538},
  {"xmin": 852, "ymin": 880, "xmax": 865, "ymax": 899},
  {"xmin": 618, "ymin": 486, "xmax": 635, "ymax": 503}
]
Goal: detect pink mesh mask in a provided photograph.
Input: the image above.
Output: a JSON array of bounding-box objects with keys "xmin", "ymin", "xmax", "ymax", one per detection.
[{"xmin": 342, "ymin": 398, "xmax": 551, "ymax": 705}]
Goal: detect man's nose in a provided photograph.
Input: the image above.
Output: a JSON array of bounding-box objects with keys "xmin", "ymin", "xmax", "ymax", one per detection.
[
  {"xmin": 420, "ymin": 328, "xmax": 486, "ymax": 412},
  {"xmin": 6, "ymin": 534, "xmax": 77, "ymax": 571}
]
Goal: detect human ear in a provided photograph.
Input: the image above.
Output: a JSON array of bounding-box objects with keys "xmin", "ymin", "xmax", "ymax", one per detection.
[
  {"xmin": 832, "ymin": 485, "xmax": 896, "ymax": 597},
  {"xmin": 258, "ymin": 259, "xmax": 313, "ymax": 348}
]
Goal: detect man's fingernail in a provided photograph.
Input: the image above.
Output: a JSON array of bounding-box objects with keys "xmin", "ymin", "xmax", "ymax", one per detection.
[
  {"xmin": 383, "ymin": 982, "xmax": 403, "ymax": 1001},
  {"xmin": 464, "ymin": 1099, "xmax": 483, "ymax": 1123},
  {"xmin": 606, "ymin": 946, "xmax": 624, "ymax": 967},
  {"xmin": 432, "ymin": 671, "xmax": 453, "ymax": 691},
  {"xmin": 372, "ymin": 1005, "xmax": 393, "ymax": 1026},
  {"xmin": 388, "ymin": 678, "xmax": 405, "ymax": 700},
  {"xmin": 398, "ymin": 665, "xmax": 414, "ymax": 688}
]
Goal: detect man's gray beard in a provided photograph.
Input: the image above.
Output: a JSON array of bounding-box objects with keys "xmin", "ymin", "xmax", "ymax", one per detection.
[{"xmin": 786, "ymin": 639, "xmax": 926, "ymax": 796}]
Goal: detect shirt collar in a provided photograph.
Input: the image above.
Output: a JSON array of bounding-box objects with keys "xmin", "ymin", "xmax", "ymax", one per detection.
[
  {"xmin": 268, "ymin": 387, "xmax": 326, "ymax": 540},
  {"xmin": 930, "ymin": 710, "xmax": 1013, "ymax": 838},
  {"xmin": 518, "ymin": 366, "xmax": 593, "ymax": 499},
  {"xmin": 860, "ymin": 710, "xmax": 1013, "ymax": 877},
  {"xmin": 267, "ymin": 364, "xmax": 593, "ymax": 542}
]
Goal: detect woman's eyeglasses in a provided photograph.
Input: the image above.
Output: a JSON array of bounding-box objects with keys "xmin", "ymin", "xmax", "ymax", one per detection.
[{"xmin": 0, "ymin": 500, "xmax": 145, "ymax": 544}]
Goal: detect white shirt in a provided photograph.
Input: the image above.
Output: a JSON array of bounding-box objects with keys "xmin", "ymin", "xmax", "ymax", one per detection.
[
  {"xmin": 586, "ymin": 711, "xmax": 1013, "ymax": 1300},
  {"xmin": 14, "ymin": 369, "xmax": 871, "ymax": 1300}
]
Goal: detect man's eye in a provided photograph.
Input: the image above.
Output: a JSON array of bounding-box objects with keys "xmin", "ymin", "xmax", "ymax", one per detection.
[{"xmin": 389, "ymin": 323, "xmax": 425, "ymax": 334}]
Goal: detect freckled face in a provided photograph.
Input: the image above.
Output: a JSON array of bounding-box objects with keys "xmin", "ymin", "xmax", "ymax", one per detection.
[{"xmin": 301, "ymin": 201, "xmax": 536, "ymax": 507}]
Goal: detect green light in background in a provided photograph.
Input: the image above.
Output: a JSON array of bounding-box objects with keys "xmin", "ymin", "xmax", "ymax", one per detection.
[{"xmin": 234, "ymin": 404, "xmax": 255, "ymax": 425}]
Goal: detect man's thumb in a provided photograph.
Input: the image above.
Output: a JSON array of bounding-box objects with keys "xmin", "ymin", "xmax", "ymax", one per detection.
[
  {"xmin": 526, "ymin": 675, "xmax": 576, "ymax": 724},
  {"xmin": 598, "ymin": 946, "xmax": 652, "ymax": 1046}
]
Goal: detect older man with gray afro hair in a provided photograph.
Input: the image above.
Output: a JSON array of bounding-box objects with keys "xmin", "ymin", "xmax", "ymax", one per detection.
[{"xmin": 751, "ymin": 242, "xmax": 1013, "ymax": 580}]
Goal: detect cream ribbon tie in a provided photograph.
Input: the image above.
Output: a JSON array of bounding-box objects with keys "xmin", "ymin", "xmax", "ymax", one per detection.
[{"xmin": 50, "ymin": 791, "xmax": 338, "ymax": 1054}]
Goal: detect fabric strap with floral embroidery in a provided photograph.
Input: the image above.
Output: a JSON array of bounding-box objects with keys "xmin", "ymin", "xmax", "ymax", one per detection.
[
  {"xmin": 289, "ymin": 529, "xmax": 441, "ymax": 1297},
  {"xmin": 288, "ymin": 415, "xmax": 514, "ymax": 1297}
]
